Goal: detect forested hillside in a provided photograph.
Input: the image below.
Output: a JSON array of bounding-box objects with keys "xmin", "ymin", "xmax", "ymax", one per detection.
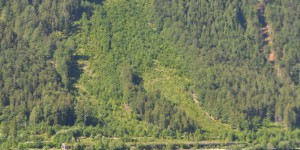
[
  {"xmin": 0, "ymin": 0, "xmax": 80, "ymax": 142},
  {"xmin": 0, "ymin": 0, "xmax": 299, "ymax": 149}
]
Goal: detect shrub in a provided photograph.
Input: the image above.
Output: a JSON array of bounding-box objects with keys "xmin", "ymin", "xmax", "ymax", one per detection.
[{"xmin": 278, "ymin": 141, "xmax": 295, "ymax": 150}]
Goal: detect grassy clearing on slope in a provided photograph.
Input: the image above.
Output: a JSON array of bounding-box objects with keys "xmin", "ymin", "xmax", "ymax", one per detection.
[{"xmin": 143, "ymin": 61, "xmax": 232, "ymax": 136}]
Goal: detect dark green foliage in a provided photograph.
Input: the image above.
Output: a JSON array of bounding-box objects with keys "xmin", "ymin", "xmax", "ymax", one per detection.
[
  {"xmin": 0, "ymin": 0, "xmax": 81, "ymax": 147},
  {"xmin": 0, "ymin": 0, "xmax": 299, "ymax": 149},
  {"xmin": 149, "ymin": 0, "xmax": 300, "ymax": 131}
]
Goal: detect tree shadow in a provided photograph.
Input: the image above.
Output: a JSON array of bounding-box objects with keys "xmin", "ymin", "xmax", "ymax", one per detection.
[
  {"xmin": 133, "ymin": 74, "xmax": 143, "ymax": 85},
  {"xmin": 68, "ymin": 54, "xmax": 90, "ymax": 92},
  {"xmin": 87, "ymin": 0, "xmax": 104, "ymax": 4},
  {"xmin": 237, "ymin": 7, "xmax": 247, "ymax": 30},
  {"xmin": 257, "ymin": 4, "xmax": 267, "ymax": 27}
]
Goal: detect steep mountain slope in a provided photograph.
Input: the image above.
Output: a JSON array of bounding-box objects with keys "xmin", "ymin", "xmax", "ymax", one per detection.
[
  {"xmin": 0, "ymin": 0, "xmax": 299, "ymax": 149},
  {"xmin": 73, "ymin": 0, "xmax": 231, "ymax": 137}
]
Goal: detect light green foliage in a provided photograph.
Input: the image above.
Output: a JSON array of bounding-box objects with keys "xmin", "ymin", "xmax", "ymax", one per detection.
[
  {"xmin": 0, "ymin": 0, "xmax": 299, "ymax": 149},
  {"xmin": 143, "ymin": 62, "xmax": 190, "ymax": 104}
]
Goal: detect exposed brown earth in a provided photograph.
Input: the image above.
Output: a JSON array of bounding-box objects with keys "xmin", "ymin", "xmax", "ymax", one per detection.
[{"xmin": 257, "ymin": 2, "xmax": 282, "ymax": 79}]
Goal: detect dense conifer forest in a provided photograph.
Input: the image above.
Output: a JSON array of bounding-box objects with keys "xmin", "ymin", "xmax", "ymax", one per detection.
[{"xmin": 0, "ymin": 0, "xmax": 299, "ymax": 149}]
